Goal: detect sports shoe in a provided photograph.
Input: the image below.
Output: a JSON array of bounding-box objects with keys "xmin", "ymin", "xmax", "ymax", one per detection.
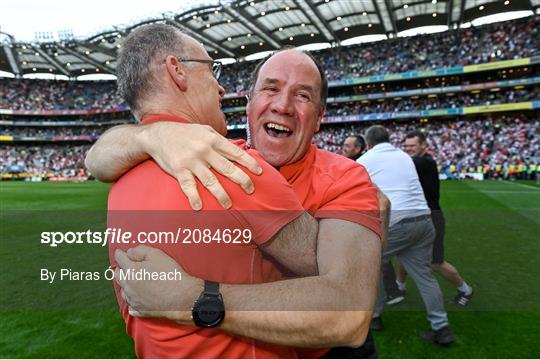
[
  {"xmin": 370, "ymin": 316, "xmax": 383, "ymax": 331},
  {"xmin": 454, "ymin": 290, "xmax": 473, "ymax": 306},
  {"xmin": 420, "ymin": 325, "xmax": 454, "ymax": 345},
  {"xmin": 385, "ymin": 290, "xmax": 405, "ymax": 305}
]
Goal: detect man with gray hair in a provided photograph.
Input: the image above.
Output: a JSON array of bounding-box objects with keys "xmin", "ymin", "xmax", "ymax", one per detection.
[
  {"xmin": 90, "ymin": 33, "xmax": 385, "ymax": 358},
  {"xmin": 358, "ymin": 125, "xmax": 454, "ymax": 345},
  {"xmin": 107, "ymin": 23, "xmax": 328, "ymax": 358}
]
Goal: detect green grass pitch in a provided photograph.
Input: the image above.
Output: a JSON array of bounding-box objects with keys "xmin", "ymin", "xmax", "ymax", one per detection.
[{"xmin": 1, "ymin": 180, "xmax": 539, "ymax": 358}]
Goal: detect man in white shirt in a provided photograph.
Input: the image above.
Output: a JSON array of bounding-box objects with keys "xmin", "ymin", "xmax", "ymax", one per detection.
[{"xmin": 358, "ymin": 125, "xmax": 454, "ymax": 345}]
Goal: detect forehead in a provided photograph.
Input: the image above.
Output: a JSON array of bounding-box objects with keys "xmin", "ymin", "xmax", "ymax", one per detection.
[
  {"xmin": 257, "ymin": 51, "xmax": 321, "ymax": 88},
  {"xmin": 345, "ymin": 137, "xmax": 356, "ymax": 144},
  {"xmin": 184, "ymin": 36, "xmax": 210, "ymax": 58}
]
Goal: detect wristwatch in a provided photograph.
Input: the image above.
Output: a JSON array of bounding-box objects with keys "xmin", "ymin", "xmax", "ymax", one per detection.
[{"xmin": 192, "ymin": 281, "xmax": 225, "ymax": 328}]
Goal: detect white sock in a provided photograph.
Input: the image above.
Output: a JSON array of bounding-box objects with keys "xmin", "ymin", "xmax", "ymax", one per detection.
[
  {"xmin": 458, "ymin": 281, "xmax": 472, "ymax": 295},
  {"xmin": 396, "ymin": 280, "xmax": 406, "ymax": 291}
]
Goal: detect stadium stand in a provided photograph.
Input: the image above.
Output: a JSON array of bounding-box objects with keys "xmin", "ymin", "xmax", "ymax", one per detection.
[
  {"xmin": 0, "ymin": 79, "xmax": 125, "ymax": 111},
  {"xmin": 218, "ymin": 15, "xmax": 540, "ymax": 91},
  {"xmin": 1, "ymin": 16, "xmax": 539, "ymax": 181}
]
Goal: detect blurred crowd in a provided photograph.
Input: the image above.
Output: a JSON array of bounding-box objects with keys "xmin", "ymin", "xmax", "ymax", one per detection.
[
  {"xmin": 0, "ymin": 126, "xmax": 107, "ymax": 138},
  {"xmin": 2, "ymin": 115, "xmax": 537, "ymax": 180},
  {"xmin": 1, "ymin": 16, "xmax": 538, "ymax": 110},
  {"xmin": 1, "ymin": 16, "xmax": 539, "ymax": 180},
  {"xmin": 317, "ymin": 15, "xmax": 539, "ymax": 81},
  {"xmin": 0, "ymin": 144, "xmax": 90, "ymax": 180},
  {"xmin": 220, "ymin": 15, "xmax": 539, "ymax": 91},
  {"xmin": 313, "ymin": 115, "xmax": 540, "ymax": 179},
  {"xmin": 0, "ymin": 79, "xmax": 124, "ymax": 111},
  {"xmin": 224, "ymin": 85, "xmax": 539, "ymax": 124},
  {"xmin": 325, "ymin": 86, "xmax": 540, "ymax": 116}
]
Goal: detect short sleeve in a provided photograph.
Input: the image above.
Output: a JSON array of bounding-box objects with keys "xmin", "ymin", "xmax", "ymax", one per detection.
[
  {"xmin": 225, "ymin": 149, "xmax": 305, "ymax": 246},
  {"xmin": 314, "ymin": 165, "xmax": 381, "ymax": 238}
]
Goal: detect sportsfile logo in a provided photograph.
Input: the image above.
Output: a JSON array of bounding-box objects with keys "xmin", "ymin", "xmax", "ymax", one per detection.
[
  {"xmin": 40, "ymin": 227, "xmax": 253, "ymax": 247},
  {"xmin": 40, "ymin": 228, "xmax": 131, "ymax": 247}
]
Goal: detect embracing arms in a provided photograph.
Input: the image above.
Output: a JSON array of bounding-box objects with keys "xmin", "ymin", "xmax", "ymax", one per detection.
[
  {"xmin": 95, "ymin": 121, "xmax": 387, "ymax": 347},
  {"xmin": 86, "ymin": 122, "xmax": 262, "ymax": 210},
  {"xmin": 116, "ymin": 218, "xmax": 381, "ymax": 348}
]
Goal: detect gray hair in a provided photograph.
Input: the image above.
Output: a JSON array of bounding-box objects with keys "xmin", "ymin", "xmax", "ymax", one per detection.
[
  {"xmin": 116, "ymin": 23, "xmax": 187, "ymax": 113},
  {"xmin": 365, "ymin": 125, "xmax": 390, "ymax": 147}
]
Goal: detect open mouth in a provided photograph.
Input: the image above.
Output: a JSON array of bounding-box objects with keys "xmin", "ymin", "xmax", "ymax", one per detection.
[{"xmin": 264, "ymin": 122, "xmax": 292, "ymax": 138}]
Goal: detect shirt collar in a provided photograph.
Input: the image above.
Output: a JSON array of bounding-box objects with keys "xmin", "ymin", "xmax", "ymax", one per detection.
[
  {"xmin": 371, "ymin": 142, "xmax": 394, "ymax": 151},
  {"xmin": 278, "ymin": 144, "xmax": 317, "ymax": 182},
  {"xmin": 141, "ymin": 113, "xmax": 192, "ymax": 126}
]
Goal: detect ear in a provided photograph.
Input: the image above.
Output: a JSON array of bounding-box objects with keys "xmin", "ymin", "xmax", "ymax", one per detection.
[
  {"xmin": 165, "ymin": 55, "xmax": 188, "ymax": 91},
  {"xmin": 314, "ymin": 106, "xmax": 324, "ymax": 133}
]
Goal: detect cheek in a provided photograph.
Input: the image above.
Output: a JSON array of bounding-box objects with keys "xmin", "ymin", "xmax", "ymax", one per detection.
[{"xmin": 298, "ymin": 114, "xmax": 319, "ymax": 140}]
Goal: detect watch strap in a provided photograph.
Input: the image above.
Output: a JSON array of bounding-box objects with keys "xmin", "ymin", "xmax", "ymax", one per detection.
[{"xmin": 204, "ymin": 281, "xmax": 220, "ymax": 296}]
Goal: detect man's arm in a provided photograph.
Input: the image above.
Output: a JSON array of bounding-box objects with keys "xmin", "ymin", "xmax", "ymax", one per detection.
[
  {"xmin": 117, "ymin": 218, "xmax": 380, "ymax": 348},
  {"xmin": 260, "ymin": 212, "xmax": 319, "ymax": 276},
  {"xmin": 86, "ymin": 124, "xmax": 148, "ymax": 182},
  {"xmin": 377, "ymin": 189, "xmax": 391, "ymax": 249},
  {"xmin": 269, "ymin": 188, "xmax": 387, "ymax": 277},
  {"xmin": 220, "ymin": 219, "xmax": 380, "ymax": 348},
  {"xmin": 86, "ymin": 122, "xmax": 262, "ymax": 209}
]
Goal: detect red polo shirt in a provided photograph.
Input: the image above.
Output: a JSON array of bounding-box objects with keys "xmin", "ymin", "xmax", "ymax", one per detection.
[
  {"xmin": 279, "ymin": 144, "xmax": 381, "ymax": 359},
  {"xmin": 280, "ymin": 144, "xmax": 380, "ymax": 237},
  {"xmin": 108, "ymin": 114, "xmax": 304, "ymax": 359}
]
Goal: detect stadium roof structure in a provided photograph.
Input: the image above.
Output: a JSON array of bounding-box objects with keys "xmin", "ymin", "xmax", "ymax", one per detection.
[{"xmin": 1, "ymin": 0, "xmax": 538, "ymax": 78}]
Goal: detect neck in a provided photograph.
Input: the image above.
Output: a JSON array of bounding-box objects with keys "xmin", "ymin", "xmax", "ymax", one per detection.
[{"xmin": 139, "ymin": 96, "xmax": 196, "ymax": 124}]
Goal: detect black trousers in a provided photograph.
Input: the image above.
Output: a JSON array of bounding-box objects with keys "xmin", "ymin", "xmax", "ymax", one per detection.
[
  {"xmin": 382, "ymin": 259, "xmax": 399, "ymax": 295},
  {"xmin": 323, "ymin": 330, "xmax": 377, "ymax": 359}
]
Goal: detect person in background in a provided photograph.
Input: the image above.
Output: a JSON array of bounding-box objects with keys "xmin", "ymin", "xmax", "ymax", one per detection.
[
  {"xmin": 342, "ymin": 134, "xmax": 367, "ymax": 161},
  {"xmin": 402, "ymin": 130, "xmax": 474, "ymax": 306},
  {"xmin": 358, "ymin": 125, "xmax": 454, "ymax": 345}
]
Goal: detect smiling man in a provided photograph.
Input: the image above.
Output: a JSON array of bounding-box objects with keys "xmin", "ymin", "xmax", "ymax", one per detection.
[
  {"xmin": 87, "ymin": 47, "xmax": 385, "ymax": 358},
  {"xmin": 105, "ymin": 25, "xmax": 328, "ymax": 358},
  {"xmin": 246, "ymin": 51, "xmax": 324, "ymax": 167}
]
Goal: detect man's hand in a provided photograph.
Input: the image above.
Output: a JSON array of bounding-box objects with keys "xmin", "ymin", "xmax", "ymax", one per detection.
[
  {"xmin": 143, "ymin": 123, "xmax": 262, "ymax": 210},
  {"xmin": 86, "ymin": 122, "xmax": 263, "ymax": 210},
  {"xmin": 375, "ymin": 186, "xmax": 391, "ymax": 249},
  {"xmin": 114, "ymin": 246, "xmax": 202, "ymax": 323}
]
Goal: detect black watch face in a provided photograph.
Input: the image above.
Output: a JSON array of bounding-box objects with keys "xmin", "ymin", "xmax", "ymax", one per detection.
[{"xmin": 193, "ymin": 297, "xmax": 224, "ymax": 327}]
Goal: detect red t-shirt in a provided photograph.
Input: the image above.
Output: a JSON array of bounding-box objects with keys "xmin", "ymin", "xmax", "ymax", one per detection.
[
  {"xmin": 279, "ymin": 144, "xmax": 380, "ymax": 237},
  {"xmin": 278, "ymin": 144, "xmax": 381, "ymax": 359},
  {"xmin": 108, "ymin": 114, "xmax": 304, "ymax": 359}
]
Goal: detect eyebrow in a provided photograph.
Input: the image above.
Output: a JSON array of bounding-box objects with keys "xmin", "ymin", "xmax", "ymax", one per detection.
[
  {"xmin": 298, "ymin": 84, "xmax": 315, "ymax": 94},
  {"xmin": 261, "ymin": 78, "xmax": 316, "ymax": 94},
  {"xmin": 261, "ymin": 78, "xmax": 280, "ymax": 85}
]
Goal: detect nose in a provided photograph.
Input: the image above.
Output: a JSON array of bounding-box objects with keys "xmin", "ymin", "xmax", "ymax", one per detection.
[{"xmin": 270, "ymin": 90, "xmax": 295, "ymax": 117}]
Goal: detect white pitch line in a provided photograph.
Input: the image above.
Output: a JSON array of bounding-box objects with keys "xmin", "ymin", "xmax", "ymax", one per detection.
[{"xmin": 501, "ymin": 181, "xmax": 540, "ymax": 191}]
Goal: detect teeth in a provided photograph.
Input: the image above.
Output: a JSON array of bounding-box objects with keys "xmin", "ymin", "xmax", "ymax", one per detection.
[{"xmin": 266, "ymin": 123, "xmax": 291, "ymax": 132}]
